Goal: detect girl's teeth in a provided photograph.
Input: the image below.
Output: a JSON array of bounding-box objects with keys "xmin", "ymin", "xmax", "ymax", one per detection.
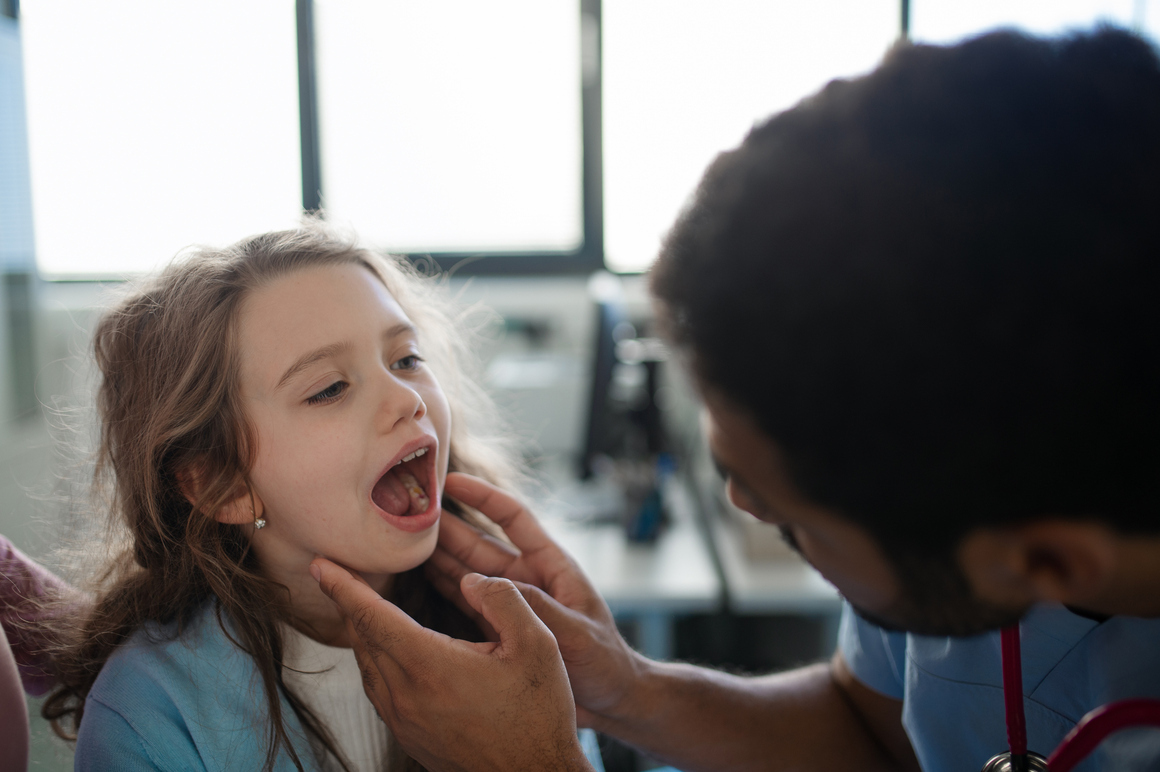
[
  {"xmin": 396, "ymin": 470, "xmax": 429, "ymax": 512},
  {"xmin": 398, "ymin": 447, "xmax": 429, "ymax": 465}
]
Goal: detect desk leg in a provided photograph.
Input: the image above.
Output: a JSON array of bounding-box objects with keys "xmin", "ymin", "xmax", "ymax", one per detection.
[{"xmin": 635, "ymin": 612, "xmax": 673, "ymax": 661}]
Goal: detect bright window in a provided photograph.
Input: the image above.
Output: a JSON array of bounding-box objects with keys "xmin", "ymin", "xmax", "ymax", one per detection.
[
  {"xmin": 21, "ymin": 0, "xmax": 303, "ymax": 276},
  {"xmin": 602, "ymin": 0, "xmax": 900, "ymax": 273},
  {"xmin": 22, "ymin": 2, "xmax": 1156, "ymax": 277},
  {"xmin": 313, "ymin": 0, "xmax": 583, "ymax": 255},
  {"xmin": 911, "ymin": 0, "xmax": 1159, "ymax": 44}
]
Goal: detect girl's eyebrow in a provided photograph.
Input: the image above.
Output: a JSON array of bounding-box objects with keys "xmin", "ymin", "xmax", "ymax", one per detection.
[
  {"xmin": 273, "ymin": 323, "xmax": 417, "ymax": 392},
  {"xmin": 276, "ymin": 342, "xmax": 351, "ymax": 391},
  {"xmin": 384, "ymin": 322, "xmax": 417, "ymax": 341}
]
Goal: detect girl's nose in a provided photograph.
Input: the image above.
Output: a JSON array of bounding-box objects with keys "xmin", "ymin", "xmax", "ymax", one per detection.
[{"xmin": 377, "ymin": 375, "xmax": 427, "ymax": 432}]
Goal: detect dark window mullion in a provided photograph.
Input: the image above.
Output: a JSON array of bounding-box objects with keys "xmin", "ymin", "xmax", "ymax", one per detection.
[
  {"xmin": 580, "ymin": 0, "xmax": 604, "ymax": 267},
  {"xmin": 296, "ymin": 0, "xmax": 323, "ymax": 214}
]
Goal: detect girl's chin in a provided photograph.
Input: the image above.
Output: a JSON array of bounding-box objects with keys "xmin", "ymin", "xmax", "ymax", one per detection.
[{"xmin": 338, "ymin": 541, "xmax": 438, "ymax": 585}]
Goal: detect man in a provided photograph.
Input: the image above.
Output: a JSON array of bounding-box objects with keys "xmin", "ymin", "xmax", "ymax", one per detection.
[{"xmin": 310, "ymin": 27, "xmax": 1160, "ymax": 771}]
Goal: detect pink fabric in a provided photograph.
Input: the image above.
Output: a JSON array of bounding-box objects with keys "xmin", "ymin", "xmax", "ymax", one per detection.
[
  {"xmin": 1, "ymin": 619, "xmax": 30, "ymax": 772},
  {"xmin": 0, "ymin": 533, "xmax": 67, "ymax": 772},
  {"xmin": 0, "ymin": 534, "xmax": 68, "ymax": 696}
]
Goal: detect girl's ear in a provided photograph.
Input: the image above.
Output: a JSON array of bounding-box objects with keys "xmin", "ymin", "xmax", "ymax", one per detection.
[
  {"xmin": 176, "ymin": 466, "xmax": 262, "ymax": 526},
  {"xmin": 215, "ymin": 491, "xmax": 261, "ymax": 526}
]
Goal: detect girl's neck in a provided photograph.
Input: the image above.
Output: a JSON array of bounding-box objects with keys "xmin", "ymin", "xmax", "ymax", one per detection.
[{"xmin": 283, "ymin": 569, "xmax": 394, "ymax": 648}]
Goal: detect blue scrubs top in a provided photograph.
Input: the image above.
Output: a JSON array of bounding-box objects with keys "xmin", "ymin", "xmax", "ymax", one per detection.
[{"xmin": 839, "ymin": 602, "xmax": 1160, "ymax": 771}]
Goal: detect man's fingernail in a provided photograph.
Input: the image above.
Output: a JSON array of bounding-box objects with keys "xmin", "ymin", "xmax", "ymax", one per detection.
[
  {"xmin": 463, "ymin": 572, "xmax": 485, "ymax": 588},
  {"xmin": 309, "ymin": 563, "xmax": 321, "ymax": 583}
]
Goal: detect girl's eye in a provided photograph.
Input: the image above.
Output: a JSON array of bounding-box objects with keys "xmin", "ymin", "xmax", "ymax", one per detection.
[
  {"xmin": 390, "ymin": 355, "xmax": 424, "ymax": 372},
  {"xmin": 306, "ymin": 381, "xmax": 347, "ymax": 405}
]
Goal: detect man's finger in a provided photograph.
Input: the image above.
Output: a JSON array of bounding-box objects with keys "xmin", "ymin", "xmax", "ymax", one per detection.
[
  {"xmin": 444, "ymin": 473, "xmax": 560, "ymax": 560},
  {"xmin": 437, "ymin": 513, "xmax": 533, "ymax": 581},
  {"xmin": 423, "ymin": 553, "xmax": 500, "ymax": 640},
  {"xmin": 427, "ymin": 541, "xmax": 471, "ymax": 581},
  {"xmin": 425, "ymin": 548, "xmax": 472, "ymax": 602},
  {"xmin": 459, "ymin": 572, "xmax": 553, "ymax": 650},
  {"xmin": 345, "ymin": 625, "xmax": 398, "ymax": 724},
  {"xmin": 513, "ymin": 580, "xmax": 588, "ymax": 636},
  {"xmin": 429, "ymin": 534, "xmax": 535, "ymax": 593},
  {"xmin": 446, "ymin": 476, "xmax": 601, "ymax": 608},
  {"xmin": 446, "ymin": 474, "xmax": 591, "ymax": 594},
  {"xmin": 311, "ymin": 557, "xmax": 428, "ymax": 674}
]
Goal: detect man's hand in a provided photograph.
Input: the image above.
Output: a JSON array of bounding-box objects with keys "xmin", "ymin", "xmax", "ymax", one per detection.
[
  {"xmin": 426, "ymin": 475, "xmax": 919, "ymax": 772},
  {"xmin": 429, "ymin": 472, "xmax": 648, "ymax": 729},
  {"xmin": 311, "ymin": 558, "xmax": 593, "ymax": 772}
]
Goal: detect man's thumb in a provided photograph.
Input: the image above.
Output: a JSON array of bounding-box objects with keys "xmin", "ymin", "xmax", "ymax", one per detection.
[{"xmin": 460, "ymin": 573, "xmax": 549, "ymax": 646}]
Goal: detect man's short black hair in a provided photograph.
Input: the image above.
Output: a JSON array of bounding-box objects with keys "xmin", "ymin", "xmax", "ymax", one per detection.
[{"xmin": 651, "ymin": 27, "xmax": 1160, "ymax": 553}]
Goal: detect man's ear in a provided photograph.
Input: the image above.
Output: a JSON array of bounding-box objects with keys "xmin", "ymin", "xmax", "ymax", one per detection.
[
  {"xmin": 176, "ymin": 466, "xmax": 262, "ymax": 526},
  {"xmin": 958, "ymin": 520, "xmax": 1118, "ymax": 609}
]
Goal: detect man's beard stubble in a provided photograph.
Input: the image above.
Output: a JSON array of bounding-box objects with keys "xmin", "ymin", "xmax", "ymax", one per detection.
[{"xmin": 778, "ymin": 525, "xmax": 1025, "ymax": 637}]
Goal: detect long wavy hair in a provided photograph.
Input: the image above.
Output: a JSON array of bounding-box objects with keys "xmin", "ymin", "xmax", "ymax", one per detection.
[{"xmin": 42, "ymin": 223, "xmax": 516, "ymax": 772}]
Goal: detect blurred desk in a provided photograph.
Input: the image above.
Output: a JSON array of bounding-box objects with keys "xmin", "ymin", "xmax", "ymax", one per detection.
[
  {"xmin": 536, "ymin": 476, "xmax": 721, "ymax": 660},
  {"xmin": 707, "ymin": 502, "xmax": 843, "ymax": 648},
  {"xmin": 534, "ymin": 471, "xmax": 844, "ymax": 660},
  {"xmin": 709, "ymin": 513, "xmax": 841, "ymax": 615}
]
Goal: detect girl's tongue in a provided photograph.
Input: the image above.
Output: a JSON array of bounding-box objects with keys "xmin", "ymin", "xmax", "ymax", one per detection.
[{"xmin": 372, "ymin": 461, "xmax": 430, "ymax": 517}]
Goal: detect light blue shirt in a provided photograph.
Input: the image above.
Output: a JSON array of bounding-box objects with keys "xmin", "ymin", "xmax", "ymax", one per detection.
[
  {"xmin": 839, "ymin": 602, "xmax": 1160, "ymax": 771},
  {"xmin": 77, "ymin": 601, "xmax": 606, "ymax": 771}
]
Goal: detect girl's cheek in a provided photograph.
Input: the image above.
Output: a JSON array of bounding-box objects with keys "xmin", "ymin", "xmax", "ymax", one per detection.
[{"xmin": 438, "ymin": 446, "xmax": 451, "ymax": 488}]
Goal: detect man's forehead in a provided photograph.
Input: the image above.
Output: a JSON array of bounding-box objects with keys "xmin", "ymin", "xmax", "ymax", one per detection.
[
  {"xmin": 699, "ymin": 394, "xmax": 822, "ymax": 515},
  {"xmin": 700, "ymin": 406, "xmax": 742, "ymax": 477},
  {"xmin": 700, "ymin": 402, "xmax": 773, "ymax": 495},
  {"xmin": 709, "ymin": 452, "xmax": 730, "ymax": 480},
  {"xmin": 700, "ymin": 394, "xmax": 769, "ymax": 459}
]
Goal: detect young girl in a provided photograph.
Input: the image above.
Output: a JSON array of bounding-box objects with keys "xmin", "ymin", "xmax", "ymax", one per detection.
[{"xmin": 41, "ymin": 226, "xmax": 600, "ymax": 771}]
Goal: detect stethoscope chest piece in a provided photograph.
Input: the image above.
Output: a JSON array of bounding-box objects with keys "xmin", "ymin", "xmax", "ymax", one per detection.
[{"xmin": 980, "ymin": 751, "xmax": 1048, "ymax": 772}]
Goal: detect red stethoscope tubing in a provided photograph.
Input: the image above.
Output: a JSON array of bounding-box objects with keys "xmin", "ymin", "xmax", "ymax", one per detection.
[
  {"xmin": 1002, "ymin": 626, "xmax": 1029, "ymax": 757},
  {"xmin": 1001, "ymin": 625, "xmax": 1160, "ymax": 772}
]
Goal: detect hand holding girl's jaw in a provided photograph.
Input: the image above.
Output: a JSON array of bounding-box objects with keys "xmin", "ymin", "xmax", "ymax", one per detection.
[
  {"xmin": 426, "ymin": 472, "xmax": 650, "ymax": 727},
  {"xmin": 312, "ymin": 556, "xmax": 595, "ymax": 772}
]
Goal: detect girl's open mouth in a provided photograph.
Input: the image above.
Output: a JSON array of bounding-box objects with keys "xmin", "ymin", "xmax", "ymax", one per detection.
[{"xmin": 371, "ymin": 445, "xmax": 437, "ymax": 529}]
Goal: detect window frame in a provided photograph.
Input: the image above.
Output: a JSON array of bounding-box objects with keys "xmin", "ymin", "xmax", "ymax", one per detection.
[
  {"xmin": 17, "ymin": 0, "xmax": 914, "ymax": 279},
  {"xmin": 296, "ymin": 0, "xmax": 605, "ymax": 276}
]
